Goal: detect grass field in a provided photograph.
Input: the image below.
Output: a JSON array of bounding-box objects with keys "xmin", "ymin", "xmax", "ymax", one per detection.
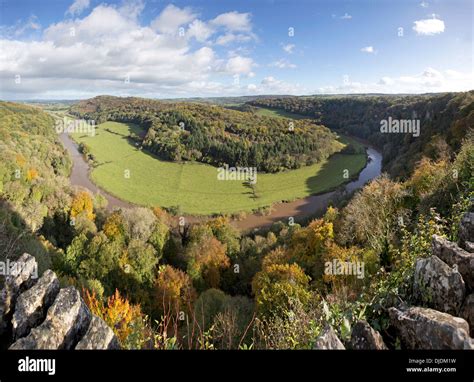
[
  {"xmin": 252, "ymin": 106, "xmax": 311, "ymax": 120},
  {"xmin": 71, "ymin": 121, "xmax": 366, "ymax": 215}
]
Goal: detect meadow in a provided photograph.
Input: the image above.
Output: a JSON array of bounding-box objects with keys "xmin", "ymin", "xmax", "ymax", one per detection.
[{"xmin": 71, "ymin": 121, "xmax": 366, "ymax": 215}]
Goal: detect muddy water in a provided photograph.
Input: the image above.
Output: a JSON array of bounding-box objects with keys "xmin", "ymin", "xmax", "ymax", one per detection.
[
  {"xmin": 233, "ymin": 146, "xmax": 383, "ymax": 231},
  {"xmin": 59, "ymin": 132, "xmax": 132, "ymax": 209},
  {"xmin": 58, "ymin": 132, "xmax": 382, "ymax": 231}
]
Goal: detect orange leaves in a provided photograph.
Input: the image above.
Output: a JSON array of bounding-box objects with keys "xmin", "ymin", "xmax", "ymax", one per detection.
[
  {"xmin": 26, "ymin": 168, "xmax": 38, "ymax": 181},
  {"xmin": 154, "ymin": 265, "xmax": 196, "ymax": 315}
]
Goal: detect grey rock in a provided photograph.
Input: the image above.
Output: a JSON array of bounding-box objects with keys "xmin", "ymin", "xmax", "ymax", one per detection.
[
  {"xmin": 314, "ymin": 325, "xmax": 345, "ymax": 349},
  {"xmin": 10, "ymin": 287, "xmax": 91, "ymax": 349},
  {"xmin": 12, "ymin": 270, "xmax": 60, "ymax": 339},
  {"xmin": 460, "ymin": 294, "xmax": 474, "ymax": 337},
  {"xmin": 459, "ymin": 212, "xmax": 474, "ymax": 250},
  {"xmin": 389, "ymin": 306, "xmax": 473, "ymax": 350},
  {"xmin": 414, "ymin": 255, "xmax": 465, "ymax": 315},
  {"xmin": 75, "ymin": 316, "xmax": 120, "ymax": 350},
  {"xmin": 432, "ymin": 235, "xmax": 474, "ymax": 290},
  {"xmin": 0, "ymin": 254, "xmax": 38, "ymax": 335},
  {"xmin": 463, "ymin": 241, "xmax": 474, "ymax": 253},
  {"xmin": 350, "ymin": 320, "xmax": 388, "ymax": 350}
]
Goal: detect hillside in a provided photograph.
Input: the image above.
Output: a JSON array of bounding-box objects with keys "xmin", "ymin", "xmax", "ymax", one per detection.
[
  {"xmin": 0, "ymin": 101, "xmax": 72, "ymax": 266},
  {"xmin": 248, "ymin": 91, "xmax": 474, "ymax": 178},
  {"xmin": 70, "ymin": 96, "xmax": 345, "ymax": 173}
]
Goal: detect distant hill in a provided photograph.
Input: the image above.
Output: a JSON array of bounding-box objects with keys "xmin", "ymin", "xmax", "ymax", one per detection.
[
  {"xmin": 70, "ymin": 96, "xmax": 344, "ymax": 173},
  {"xmin": 248, "ymin": 91, "xmax": 474, "ymax": 178}
]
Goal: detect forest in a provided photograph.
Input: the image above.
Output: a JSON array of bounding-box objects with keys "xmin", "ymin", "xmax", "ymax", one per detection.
[
  {"xmin": 70, "ymin": 96, "xmax": 344, "ymax": 173},
  {"xmin": 0, "ymin": 96, "xmax": 473, "ymax": 349},
  {"xmin": 248, "ymin": 91, "xmax": 473, "ymax": 178}
]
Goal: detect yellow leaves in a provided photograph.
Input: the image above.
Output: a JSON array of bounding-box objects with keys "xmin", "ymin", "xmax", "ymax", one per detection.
[
  {"xmin": 407, "ymin": 157, "xmax": 448, "ymax": 197},
  {"xmin": 70, "ymin": 190, "xmax": 95, "ymax": 221},
  {"xmin": 84, "ymin": 289, "xmax": 143, "ymax": 345},
  {"xmin": 103, "ymin": 212, "xmax": 124, "ymax": 239},
  {"xmin": 252, "ymin": 263, "xmax": 311, "ymax": 317}
]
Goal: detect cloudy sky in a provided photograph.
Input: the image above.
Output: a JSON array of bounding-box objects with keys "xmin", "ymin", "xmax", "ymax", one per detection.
[{"xmin": 0, "ymin": 0, "xmax": 472, "ymax": 99}]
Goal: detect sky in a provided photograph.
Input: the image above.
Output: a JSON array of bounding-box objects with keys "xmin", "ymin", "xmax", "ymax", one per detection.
[{"xmin": 0, "ymin": 0, "xmax": 472, "ymax": 100}]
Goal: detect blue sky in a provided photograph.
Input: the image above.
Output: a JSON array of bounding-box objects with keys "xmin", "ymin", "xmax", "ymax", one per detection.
[{"xmin": 0, "ymin": 0, "xmax": 472, "ymax": 99}]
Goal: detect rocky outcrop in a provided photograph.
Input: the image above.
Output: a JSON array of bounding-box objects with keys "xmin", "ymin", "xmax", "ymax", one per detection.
[
  {"xmin": 387, "ymin": 231, "xmax": 474, "ymax": 350},
  {"xmin": 314, "ymin": 325, "xmax": 345, "ymax": 350},
  {"xmin": 350, "ymin": 320, "xmax": 387, "ymax": 350},
  {"xmin": 459, "ymin": 212, "xmax": 474, "ymax": 251},
  {"xmin": 10, "ymin": 287, "xmax": 92, "ymax": 350},
  {"xmin": 432, "ymin": 235, "xmax": 474, "ymax": 290},
  {"xmin": 460, "ymin": 294, "xmax": 474, "ymax": 337},
  {"xmin": 75, "ymin": 316, "xmax": 120, "ymax": 350},
  {"xmin": 0, "ymin": 254, "xmax": 119, "ymax": 350},
  {"xmin": 389, "ymin": 306, "xmax": 473, "ymax": 350},
  {"xmin": 0, "ymin": 254, "xmax": 38, "ymax": 335},
  {"xmin": 12, "ymin": 270, "xmax": 60, "ymax": 339},
  {"xmin": 413, "ymin": 255, "xmax": 465, "ymax": 315}
]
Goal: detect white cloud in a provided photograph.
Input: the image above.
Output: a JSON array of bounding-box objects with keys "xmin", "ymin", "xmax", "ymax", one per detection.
[
  {"xmin": 225, "ymin": 56, "xmax": 254, "ymax": 74},
  {"xmin": 187, "ymin": 19, "xmax": 214, "ymax": 42},
  {"xmin": 413, "ymin": 16, "xmax": 445, "ymax": 35},
  {"xmin": 282, "ymin": 43, "xmax": 295, "ymax": 54},
  {"xmin": 215, "ymin": 33, "xmax": 253, "ymax": 45},
  {"xmin": 340, "ymin": 13, "xmax": 352, "ymax": 20},
  {"xmin": 211, "ymin": 11, "xmax": 252, "ymax": 32},
  {"xmin": 420, "ymin": 1, "xmax": 429, "ymax": 8},
  {"xmin": 360, "ymin": 46, "xmax": 375, "ymax": 53},
  {"xmin": 0, "ymin": 15, "xmax": 41, "ymax": 37},
  {"xmin": 316, "ymin": 67, "xmax": 473, "ymax": 94},
  {"xmin": 151, "ymin": 4, "xmax": 196, "ymax": 34},
  {"xmin": 253, "ymin": 76, "xmax": 303, "ymax": 94},
  {"xmin": 269, "ymin": 59, "xmax": 297, "ymax": 69},
  {"xmin": 0, "ymin": 3, "xmax": 261, "ymax": 99},
  {"xmin": 66, "ymin": 0, "xmax": 90, "ymax": 16}
]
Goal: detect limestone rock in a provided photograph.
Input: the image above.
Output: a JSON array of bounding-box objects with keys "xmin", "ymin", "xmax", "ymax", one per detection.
[
  {"xmin": 389, "ymin": 306, "xmax": 473, "ymax": 350},
  {"xmin": 350, "ymin": 320, "xmax": 388, "ymax": 350},
  {"xmin": 459, "ymin": 212, "xmax": 474, "ymax": 251},
  {"xmin": 0, "ymin": 254, "xmax": 38, "ymax": 335},
  {"xmin": 10, "ymin": 287, "xmax": 91, "ymax": 350},
  {"xmin": 414, "ymin": 255, "xmax": 465, "ymax": 315},
  {"xmin": 464, "ymin": 241, "xmax": 474, "ymax": 253},
  {"xmin": 314, "ymin": 325, "xmax": 345, "ymax": 349},
  {"xmin": 460, "ymin": 294, "xmax": 474, "ymax": 337},
  {"xmin": 76, "ymin": 316, "xmax": 120, "ymax": 350},
  {"xmin": 12, "ymin": 270, "xmax": 60, "ymax": 339},
  {"xmin": 432, "ymin": 235, "xmax": 474, "ymax": 290}
]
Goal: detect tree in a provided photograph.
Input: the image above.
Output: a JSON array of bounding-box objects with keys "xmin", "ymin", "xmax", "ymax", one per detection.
[
  {"xmin": 287, "ymin": 218, "xmax": 334, "ymax": 276},
  {"xmin": 252, "ymin": 263, "xmax": 311, "ymax": 318},
  {"xmin": 84, "ymin": 289, "xmax": 147, "ymax": 349},
  {"xmin": 70, "ymin": 190, "xmax": 95, "ymax": 221},
  {"xmin": 154, "ymin": 265, "xmax": 196, "ymax": 316},
  {"xmin": 339, "ymin": 175, "xmax": 407, "ymax": 264},
  {"xmin": 122, "ymin": 207, "xmax": 157, "ymax": 242},
  {"xmin": 186, "ymin": 226, "xmax": 230, "ymax": 290}
]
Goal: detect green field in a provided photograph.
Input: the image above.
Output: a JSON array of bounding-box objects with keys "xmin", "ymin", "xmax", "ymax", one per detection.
[
  {"xmin": 71, "ymin": 121, "xmax": 366, "ymax": 215},
  {"xmin": 252, "ymin": 106, "xmax": 310, "ymax": 120}
]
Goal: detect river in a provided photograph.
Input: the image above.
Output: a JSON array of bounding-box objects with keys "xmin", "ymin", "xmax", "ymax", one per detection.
[{"xmin": 58, "ymin": 132, "xmax": 382, "ymax": 232}]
